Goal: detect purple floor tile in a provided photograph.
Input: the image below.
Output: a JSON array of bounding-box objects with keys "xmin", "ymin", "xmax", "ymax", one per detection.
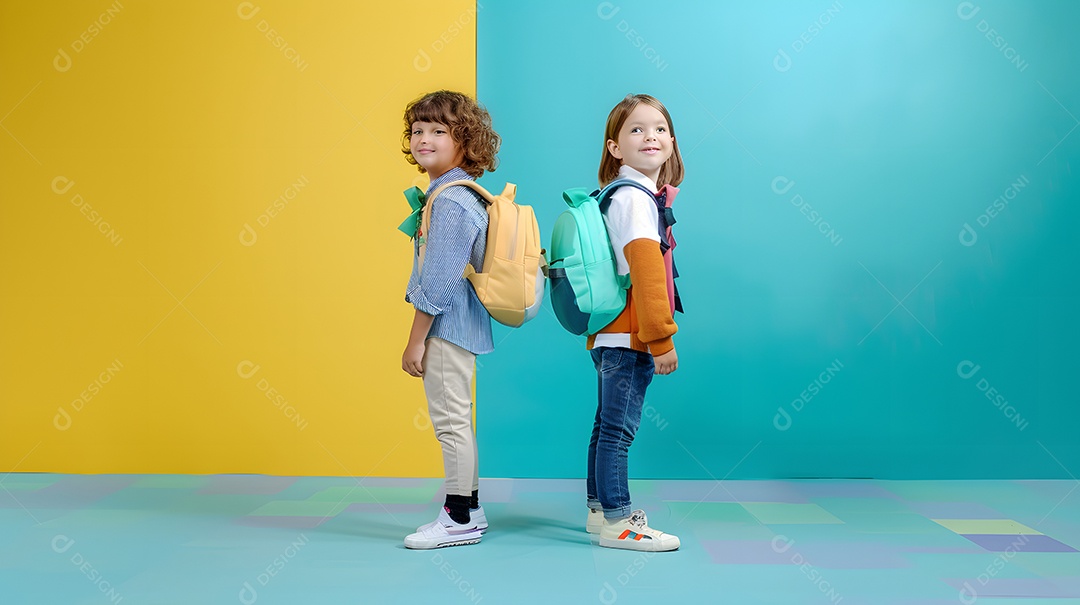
[
  {"xmin": 1017, "ymin": 480, "xmax": 1080, "ymax": 501},
  {"xmin": 796, "ymin": 541, "xmax": 912, "ymax": 569},
  {"xmin": 235, "ymin": 515, "xmax": 331, "ymax": 529},
  {"xmin": 1055, "ymin": 577, "xmax": 1080, "ymax": 595},
  {"xmin": 702, "ymin": 539, "xmax": 793, "ymax": 564},
  {"xmin": 661, "ymin": 480, "xmax": 809, "ymax": 504},
  {"xmin": 962, "ymin": 533, "xmax": 1078, "ymax": 552},
  {"xmin": 2, "ymin": 475, "xmax": 138, "ymax": 509},
  {"xmin": 344, "ymin": 502, "xmax": 430, "ymax": 514},
  {"xmin": 655, "ymin": 480, "xmax": 726, "ymax": 501},
  {"xmin": 944, "ymin": 576, "xmax": 1080, "ymax": 598},
  {"xmin": 908, "ymin": 502, "xmax": 1005, "ymax": 519},
  {"xmin": 510, "ymin": 479, "xmax": 583, "ymax": 493},
  {"xmin": 886, "ymin": 601, "xmax": 973, "ymax": 605},
  {"xmin": 796, "ymin": 481, "xmax": 905, "ymax": 500},
  {"xmin": 898, "ymin": 545, "xmax": 987, "ymax": 554},
  {"xmin": 422, "ymin": 478, "xmax": 515, "ymax": 504},
  {"xmin": 198, "ymin": 475, "xmax": 298, "ymax": 495},
  {"xmin": 354, "ymin": 477, "xmax": 437, "ymax": 488},
  {"xmin": 478, "ymin": 478, "xmax": 515, "ymax": 503}
]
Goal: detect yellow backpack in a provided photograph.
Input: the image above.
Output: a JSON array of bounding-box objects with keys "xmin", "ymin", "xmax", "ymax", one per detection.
[{"xmin": 419, "ymin": 180, "xmax": 546, "ymax": 328}]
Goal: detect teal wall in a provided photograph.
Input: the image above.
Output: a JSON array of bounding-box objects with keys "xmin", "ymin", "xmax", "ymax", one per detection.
[{"xmin": 476, "ymin": 0, "xmax": 1079, "ymax": 479}]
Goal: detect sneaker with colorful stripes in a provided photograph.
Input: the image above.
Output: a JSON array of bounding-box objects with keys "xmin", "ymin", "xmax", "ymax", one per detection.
[{"xmin": 598, "ymin": 509, "xmax": 680, "ymax": 552}]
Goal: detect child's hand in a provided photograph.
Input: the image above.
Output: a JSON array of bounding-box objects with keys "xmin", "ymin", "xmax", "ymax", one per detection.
[
  {"xmin": 402, "ymin": 342, "xmax": 426, "ymax": 377},
  {"xmin": 654, "ymin": 348, "xmax": 678, "ymax": 375}
]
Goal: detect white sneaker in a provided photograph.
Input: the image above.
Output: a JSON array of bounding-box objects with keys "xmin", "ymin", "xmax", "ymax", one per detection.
[
  {"xmin": 470, "ymin": 505, "xmax": 488, "ymax": 533},
  {"xmin": 404, "ymin": 507, "xmax": 483, "ymax": 550},
  {"xmin": 586, "ymin": 508, "xmax": 603, "ymax": 534},
  {"xmin": 417, "ymin": 505, "xmax": 488, "ymax": 534},
  {"xmin": 598, "ymin": 510, "xmax": 680, "ymax": 552}
]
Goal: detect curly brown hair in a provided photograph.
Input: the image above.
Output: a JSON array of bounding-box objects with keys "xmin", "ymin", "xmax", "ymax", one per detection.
[{"xmin": 401, "ymin": 91, "xmax": 500, "ymax": 178}]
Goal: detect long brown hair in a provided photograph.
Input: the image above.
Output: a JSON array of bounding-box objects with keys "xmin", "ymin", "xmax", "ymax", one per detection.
[
  {"xmin": 401, "ymin": 91, "xmax": 500, "ymax": 178},
  {"xmin": 598, "ymin": 94, "xmax": 684, "ymax": 188}
]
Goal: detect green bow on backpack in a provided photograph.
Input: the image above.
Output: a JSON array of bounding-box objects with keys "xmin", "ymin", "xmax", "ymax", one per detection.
[{"xmin": 398, "ymin": 186, "xmax": 425, "ymax": 238}]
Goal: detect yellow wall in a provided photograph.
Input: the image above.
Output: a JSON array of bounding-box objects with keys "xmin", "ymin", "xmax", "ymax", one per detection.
[{"xmin": 0, "ymin": 0, "xmax": 479, "ymax": 475}]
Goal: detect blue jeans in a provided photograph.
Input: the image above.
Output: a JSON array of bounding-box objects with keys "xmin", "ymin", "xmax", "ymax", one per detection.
[{"xmin": 586, "ymin": 346, "xmax": 655, "ymax": 519}]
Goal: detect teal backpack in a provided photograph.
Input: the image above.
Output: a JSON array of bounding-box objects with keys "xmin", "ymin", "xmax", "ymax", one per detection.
[{"xmin": 547, "ymin": 179, "xmax": 660, "ymax": 335}]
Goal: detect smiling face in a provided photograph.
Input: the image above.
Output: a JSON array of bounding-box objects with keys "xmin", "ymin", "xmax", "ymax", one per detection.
[
  {"xmin": 605, "ymin": 103, "xmax": 674, "ymax": 183},
  {"xmin": 409, "ymin": 121, "xmax": 464, "ymax": 179}
]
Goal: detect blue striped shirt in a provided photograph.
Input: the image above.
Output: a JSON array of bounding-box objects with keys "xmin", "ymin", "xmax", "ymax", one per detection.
[{"xmin": 405, "ymin": 167, "xmax": 493, "ymax": 355}]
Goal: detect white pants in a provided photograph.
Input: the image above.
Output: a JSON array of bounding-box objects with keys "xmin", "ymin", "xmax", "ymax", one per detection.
[{"xmin": 422, "ymin": 338, "xmax": 479, "ymax": 496}]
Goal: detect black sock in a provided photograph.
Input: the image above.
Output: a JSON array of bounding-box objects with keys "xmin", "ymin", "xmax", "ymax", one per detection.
[
  {"xmin": 470, "ymin": 490, "xmax": 479, "ymax": 509},
  {"xmin": 444, "ymin": 495, "xmax": 471, "ymax": 524}
]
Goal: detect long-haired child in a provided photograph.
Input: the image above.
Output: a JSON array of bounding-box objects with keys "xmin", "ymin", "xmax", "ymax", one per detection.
[{"xmin": 585, "ymin": 93, "xmax": 685, "ymax": 552}]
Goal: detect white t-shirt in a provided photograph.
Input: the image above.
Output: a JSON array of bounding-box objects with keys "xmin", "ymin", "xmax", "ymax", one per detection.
[{"xmin": 593, "ymin": 165, "xmax": 661, "ymax": 350}]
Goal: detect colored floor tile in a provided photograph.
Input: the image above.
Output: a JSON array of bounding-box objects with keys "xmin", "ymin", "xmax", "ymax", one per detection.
[
  {"xmin": 741, "ymin": 502, "xmax": 845, "ymax": 524},
  {"xmin": 933, "ymin": 518, "xmax": 1043, "ymax": 535},
  {"xmin": 248, "ymin": 500, "xmax": 351, "ymax": 517},
  {"xmin": 306, "ymin": 485, "xmax": 438, "ymax": 504},
  {"xmin": 0, "ymin": 475, "xmax": 1077, "ymax": 604},
  {"xmin": 962, "ymin": 534, "xmax": 1077, "ymax": 552},
  {"xmin": 909, "ymin": 501, "xmax": 1007, "ymax": 519}
]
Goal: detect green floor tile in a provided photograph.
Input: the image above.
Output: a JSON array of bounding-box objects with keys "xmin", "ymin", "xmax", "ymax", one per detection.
[
  {"xmin": 249, "ymin": 500, "xmax": 350, "ymax": 517},
  {"xmin": 811, "ymin": 497, "xmax": 912, "ymax": 515},
  {"xmin": 1012, "ymin": 552, "xmax": 1080, "ymax": 575},
  {"xmin": 741, "ymin": 502, "xmax": 845, "ymax": 525},
  {"xmin": 931, "ymin": 518, "xmax": 1042, "ymax": 535},
  {"xmin": 132, "ymin": 475, "xmax": 210, "ymax": 489},
  {"xmin": 667, "ymin": 501, "xmax": 761, "ymax": 524},
  {"xmin": 306, "ymin": 485, "xmax": 438, "ymax": 504},
  {"xmin": 833, "ymin": 512, "xmax": 952, "ymax": 534}
]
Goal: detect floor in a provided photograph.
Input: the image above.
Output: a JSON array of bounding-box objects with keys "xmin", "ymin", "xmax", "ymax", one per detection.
[{"xmin": 1, "ymin": 475, "xmax": 1079, "ymax": 604}]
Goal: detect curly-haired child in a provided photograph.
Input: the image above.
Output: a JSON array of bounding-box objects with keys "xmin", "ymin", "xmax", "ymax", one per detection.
[{"xmin": 399, "ymin": 90, "xmax": 500, "ymax": 550}]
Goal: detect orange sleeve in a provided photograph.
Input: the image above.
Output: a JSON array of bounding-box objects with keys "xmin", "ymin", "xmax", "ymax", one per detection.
[{"xmin": 624, "ymin": 238, "xmax": 677, "ymax": 355}]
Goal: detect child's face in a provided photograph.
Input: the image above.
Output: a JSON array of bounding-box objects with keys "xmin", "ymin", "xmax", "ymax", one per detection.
[
  {"xmin": 606, "ymin": 104, "xmax": 673, "ymax": 182},
  {"xmin": 410, "ymin": 121, "xmax": 464, "ymax": 179}
]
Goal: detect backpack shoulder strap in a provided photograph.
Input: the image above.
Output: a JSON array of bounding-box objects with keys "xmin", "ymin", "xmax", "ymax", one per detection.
[
  {"xmin": 427, "ymin": 179, "xmax": 500, "ymax": 207},
  {"xmin": 419, "ymin": 179, "xmax": 516, "ymax": 269},
  {"xmin": 596, "ymin": 179, "xmax": 658, "ymax": 214},
  {"xmin": 419, "ymin": 180, "xmax": 477, "ymax": 269}
]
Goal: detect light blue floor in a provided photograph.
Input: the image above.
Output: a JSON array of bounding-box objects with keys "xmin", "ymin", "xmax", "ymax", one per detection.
[{"xmin": 1, "ymin": 475, "xmax": 1079, "ymax": 604}]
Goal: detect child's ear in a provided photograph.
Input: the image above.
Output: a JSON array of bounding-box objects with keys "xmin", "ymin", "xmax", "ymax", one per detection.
[{"xmin": 606, "ymin": 139, "xmax": 622, "ymax": 160}]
